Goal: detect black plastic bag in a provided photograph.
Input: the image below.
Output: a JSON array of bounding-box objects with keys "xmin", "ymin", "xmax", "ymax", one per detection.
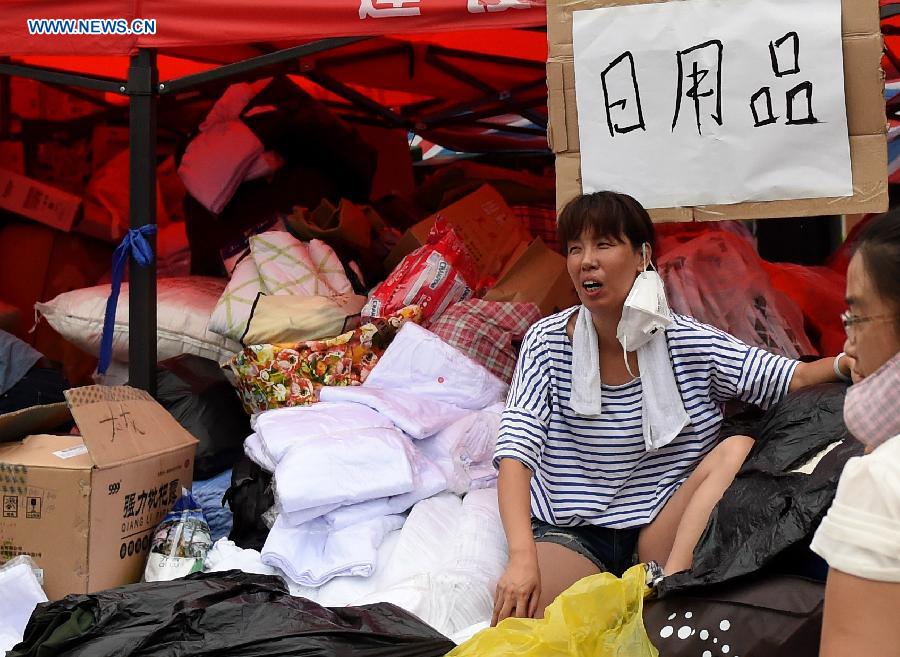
[
  {"xmin": 152, "ymin": 354, "xmax": 251, "ymax": 480},
  {"xmin": 224, "ymin": 453, "xmax": 275, "ymax": 551},
  {"xmin": 645, "ymin": 575, "xmax": 824, "ymax": 657},
  {"xmin": 658, "ymin": 383, "xmax": 862, "ymax": 597},
  {"xmin": 9, "ymin": 570, "xmax": 455, "ymax": 657}
]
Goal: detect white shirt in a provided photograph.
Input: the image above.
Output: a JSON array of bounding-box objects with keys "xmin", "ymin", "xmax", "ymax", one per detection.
[{"xmin": 811, "ymin": 434, "xmax": 900, "ymax": 582}]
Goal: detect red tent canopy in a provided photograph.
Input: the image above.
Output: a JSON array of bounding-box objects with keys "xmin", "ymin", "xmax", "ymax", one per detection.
[
  {"xmin": 2, "ymin": 3, "xmax": 550, "ymax": 152},
  {"xmin": 0, "ymin": 1, "xmax": 551, "ymax": 391},
  {"xmin": 0, "ymin": 0, "xmax": 546, "ymax": 56}
]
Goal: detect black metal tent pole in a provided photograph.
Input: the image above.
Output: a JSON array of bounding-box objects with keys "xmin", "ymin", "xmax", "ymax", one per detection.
[{"xmin": 127, "ymin": 49, "xmax": 158, "ymax": 394}]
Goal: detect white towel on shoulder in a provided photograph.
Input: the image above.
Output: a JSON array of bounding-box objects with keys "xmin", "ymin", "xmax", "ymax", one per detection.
[{"xmin": 570, "ymin": 305, "xmax": 688, "ymax": 451}]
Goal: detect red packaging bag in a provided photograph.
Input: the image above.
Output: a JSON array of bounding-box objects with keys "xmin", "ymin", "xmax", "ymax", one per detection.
[
  {"xmin": 761, "ymin": 261, "xmax": 847, "ymax": 355},
  {"xmin": 363, "ymin": 218, "xmax": 479, "ymax": 323}
]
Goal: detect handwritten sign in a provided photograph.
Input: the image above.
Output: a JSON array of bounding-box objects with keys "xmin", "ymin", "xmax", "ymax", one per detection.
[{"xmin": 572, "ymin": 0, "xmax": 852, "ymax": 209}]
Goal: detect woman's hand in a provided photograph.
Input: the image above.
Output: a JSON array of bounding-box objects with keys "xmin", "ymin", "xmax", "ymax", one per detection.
[{"xmin": 491, "ymin": 550, "xmax": 541, "ymax": 626}]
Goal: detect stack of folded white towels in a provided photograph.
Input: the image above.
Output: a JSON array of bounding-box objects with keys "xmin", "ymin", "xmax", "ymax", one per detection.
[{"xmin": 241, "ymin": 322, "xmax": 509, "ymax": 590}]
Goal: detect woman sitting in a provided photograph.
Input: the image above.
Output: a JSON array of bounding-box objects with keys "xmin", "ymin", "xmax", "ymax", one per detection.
[
  {"xmin": 810, "ymin": 210, "xmax": 900, "ymax": 657},
  {"xmin": 492, "ymin": 191, "xmax": 853, "ymax": 624}
]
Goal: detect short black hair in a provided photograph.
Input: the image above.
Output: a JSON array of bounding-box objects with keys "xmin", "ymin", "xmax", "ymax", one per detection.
[
  {"xmin": 556, "ymin": 191, "xmax": 656, "ymax": 256},
  {"xmin": 855, "ymin": 209, "xmax": 900, "ymax": 325}
]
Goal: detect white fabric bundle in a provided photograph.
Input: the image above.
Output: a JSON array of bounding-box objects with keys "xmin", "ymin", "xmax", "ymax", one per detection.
[
  {"xmin": 307, "ymin": 529, "xmax": 403, "ymax": 606},
  {"xmin": 353, "ymin": 488, "xmax": 508, "ymax": 637},
  {"xmin": 319, "ymin": 386, "xmax": 468, "ymax": 440},
  {"xmin": 273, "ymin": 426, "xmax": 415, "ymax": 514},
  {"xmin": 177, "ymin": 79, "xmax": 273, "ymax": 215},
  {"xmin": 363, "ymin": 323, "xmax": 508, "ymax": 410},
  {"xmin": 205, "ymin": 538, "xmax": 276, "ymax": 576},
  {"xmin": 262, "ymin": 514, "xmax": 405, "ymax": 587},
  {"xmin": 243, "ymin": 431, "xmax": 277, "ymax": 473},
  {"xmin": 418, "ymin": 405, "xmax": 503, "ymax": 493},
  {"xmin": 322, "ymin": 452, "xmax": 448, "ymax": 530},
  {"xmin": 0, "ymin": 559, "xmax": 48, "ymax": 655},
  {"xmin": 255, "ymin": 403, "xmax": 393, "ymax": 464}
]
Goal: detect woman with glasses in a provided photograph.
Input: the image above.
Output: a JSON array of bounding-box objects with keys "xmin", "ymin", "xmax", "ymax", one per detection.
[{"xmin": 811, "ymin": 210, "xmax": 900, "ymax": 657}]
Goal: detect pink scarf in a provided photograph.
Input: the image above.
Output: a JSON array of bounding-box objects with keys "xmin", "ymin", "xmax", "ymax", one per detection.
[{"xmin": 844, "ymin": 352, "xmax": 900, "ymax": 451}]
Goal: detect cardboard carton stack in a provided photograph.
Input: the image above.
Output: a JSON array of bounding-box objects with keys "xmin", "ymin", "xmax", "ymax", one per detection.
[
  {"xmin": 0, "ymin": 386, "xmax": 197, "ymax": 600},
  {"xmin": 546, "ymin": 0, "xmax": 888, "ymax": 220}
]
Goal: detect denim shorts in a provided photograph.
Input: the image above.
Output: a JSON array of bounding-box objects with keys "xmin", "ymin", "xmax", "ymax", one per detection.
[{"xmin": 532, "ymin": 518, "xmax": 640, "ymax": 577}]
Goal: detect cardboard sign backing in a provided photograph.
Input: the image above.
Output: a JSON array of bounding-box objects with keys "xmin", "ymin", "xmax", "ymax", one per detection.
[{"xmin": 547, "ymin": 0, "xmax": 888, "ymax": 221}]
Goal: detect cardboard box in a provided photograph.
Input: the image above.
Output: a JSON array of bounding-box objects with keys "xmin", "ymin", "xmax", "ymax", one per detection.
[
  {"xmin": 547, "ymin": 0, "xmax": 888, "ymax": 220},
  {"xmin": 33, "ymin": 139, "xmax": 92, "ymax": 195},
  {"xmin": 0, "ymin": 168, "xmax": 82, "ymax": 232},
  {"xmin": 385, "ymin": 184, "xmax": 532, "ymax": 284},
  {"xmin": 10, "ymin": 78, "xmax": 100, "ymax": 122},
  {"xmin": 0, "ymin": 141, "xmax": 25, "ymax": 175},
  {"xmin": 485, "ymin": 237, "xmax": 580, "ymax": 316},
  {"xmin": 91, "ymin": 125, "xmax": 130, "ymax": 172},
  {"xmin": 0, "ymin": 386, "xmax": 197, "ymax": 600}
]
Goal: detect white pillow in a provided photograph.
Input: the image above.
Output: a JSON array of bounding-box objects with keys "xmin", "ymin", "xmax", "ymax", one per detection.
[
  {"xmin": 308, "ymin": 239, "xmax": 353, "ymax": 295},
  {"xmin": 36, "ymin": 276, "xmax": 241, "ymax": 365},
  {"xmin": 208, "ymin": 256, "xmax": 264, "ymax": 342},
  {"xmin": 250, "ymin": 231, "xmax": 333, "ymax": 296}
]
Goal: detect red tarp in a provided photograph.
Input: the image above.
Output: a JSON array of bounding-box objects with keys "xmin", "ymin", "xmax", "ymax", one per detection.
[{"xmin": 0, "ymin": 0, "xmax": 546, "ymax": 56}]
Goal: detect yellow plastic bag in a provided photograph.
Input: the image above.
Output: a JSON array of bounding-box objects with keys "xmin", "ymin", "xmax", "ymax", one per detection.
[{"xmin": 447, "ymin": 564, "xmax": 658, "ymax": 657}]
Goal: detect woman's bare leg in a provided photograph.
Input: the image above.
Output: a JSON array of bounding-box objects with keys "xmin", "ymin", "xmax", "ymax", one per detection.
[{"xmin": 534, "ymin": 542, "xmax": 602, "ymax": 617}]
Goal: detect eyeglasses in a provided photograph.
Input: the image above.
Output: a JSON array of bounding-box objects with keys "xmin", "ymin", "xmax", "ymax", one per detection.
[{"xmin": 840, "ymin": 310, "xmax": 898, "ymax": 343}]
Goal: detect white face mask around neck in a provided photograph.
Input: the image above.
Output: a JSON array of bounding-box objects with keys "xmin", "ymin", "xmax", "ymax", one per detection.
[{"xmin": 616, "ymin": 243, "xmax": 672, "ymax": 377}]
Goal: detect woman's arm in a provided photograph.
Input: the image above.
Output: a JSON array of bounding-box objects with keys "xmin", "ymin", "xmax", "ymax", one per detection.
[
  {"xmin": 492, "ymin": 458, "xmax": 541, "ymax": 625},
  {"xmin": 820, "ymin": 570, "xmax": 900, "ymax": 657},
  {"xmin": 498, "ymin": 458, "xmax": 537, "ymax": 558},
  {"xmin": 789, "ymin": 355, "xmax": 853, "ymax": 392}
]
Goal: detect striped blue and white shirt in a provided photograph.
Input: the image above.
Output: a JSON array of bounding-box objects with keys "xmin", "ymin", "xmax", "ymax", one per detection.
[{"xmin": 494, "ymin": 307, "xmax": 798, "ymax": 529}]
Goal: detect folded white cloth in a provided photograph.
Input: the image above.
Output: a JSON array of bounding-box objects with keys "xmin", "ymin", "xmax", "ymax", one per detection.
[
  {"xmin": 273, "ymin": 424, "xmax": 415, "ymax": 514},
  {"xmin": 639, "ymin": 330, "xmax": 690, "ymax": 451},
  {"xmin": 418, "ymin": 407, "xmax": 502, "ymax": 494},
  {"xmin": 325, "ymin": 451, "xmax": 448, "ymax": 530},
  {"xmin": 244, "ymin": 150, "xmax": 284, "ymax": 181},
  {"xmin": 310, "ymin": 529, "xmax": 402, "ymax": 607},
  {"xmin": 278, "ymin": 501, "xmax": 342, "ymax": 527},
  {"xmin": 320, "ymin": 386, "xmax": 468, "ymax": 440},
  {"xmin": 281, "ymin": 443, "xmax": 448, "ymax": 529},
  {"xmin": 363, "ymin": 323, "xmax": 508, "ymax": 410},
  {"xmin": 570, "ymin": 306, "xmax": 688, "ymax": 451},
  {"xmin": 571, "ymin": 305, "xmax": 603, "ymax": 417},
  {"xmin": 0, "ymin": 560, "xmax": 48, "ymax": 655},
  {"xmin": 262, "ymin": 513, "xmax": 405, "ymax": 587},
  {"xmin": 244, "ymin": 432, "xmax": 277, "ymax": 473},
  {"xmin": 255, "ymin": 402, "xmax": 393, "ymax": 464},
  {"xmin": 178, "ymin": 119, "xmax": 264, "ymax": 214},
  {"xmin": 205, "ymin": 538, "xmax": 276, "ymax": 576},
  {"xmin": 199, "ymin": 79, "xmax": 270, "ymax": 131}
]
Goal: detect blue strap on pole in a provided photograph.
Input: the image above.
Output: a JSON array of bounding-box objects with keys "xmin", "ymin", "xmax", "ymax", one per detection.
[{"xmin": 97, "ymin": 225, "xmax": 157, "ymax": 375}]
